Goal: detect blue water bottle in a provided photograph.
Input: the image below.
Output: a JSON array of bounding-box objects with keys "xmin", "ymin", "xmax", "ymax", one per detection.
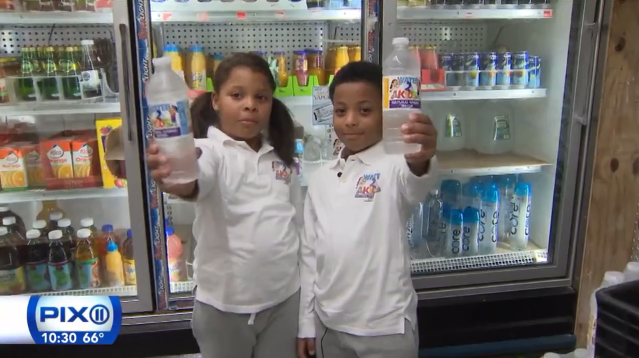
[
  {"xmin": 462, "ymin": 182, "xmax": 482, "ymax": 210},
  {"xmin": 445, "ymin": 209, "xmax": 464, "ymax": 258},
  {"xmin": 441, "ymin": 179, "xmax": 462, "ymax": 209},
  {"xmin": 497, "ymin": 174, "xmax": 517, "ymax": 241},
  {"xmin": 509, "ymin": 182, "xmax": 532, "ymax": 250},
  {"xmin": 479, "ymin": 185, "xmax": 499, "ymax": 255},
  {"xmin": 462, "ymin": 206, "xmax": 480, "ymax": 256}
]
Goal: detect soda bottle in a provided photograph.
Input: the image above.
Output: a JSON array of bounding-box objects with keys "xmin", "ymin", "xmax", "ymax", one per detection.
[
  {"xmin": 97, "ymin": 224, "xmax": 120, "ymax": 281},
  {"xmin": 382, "ymin": 37, "xmax": 422, "ymax": 154},
  {"xmin": 36, "ymin": 200, "xmax": 66, "ymax": 223},
  {"xmin": 48, "ymin": 212, "xmax": 64, "ymax": 232},
  {"xmin": 0, "ymin": 226, "xmax": 26, "ymax": 294},
  {"xmin": 79, "ymin": 39, "xmax": 102, "ymax": 99},
  {"xmin": 37, "ymin": 46, "xmax": 61, "ymax": 100},
  {"xmin": 105, "ymin": 240, "xmax": 124, "ymax": 287},
  {"xmin": 166, "ymin": 226, "xmax": 185, "ymax": 282},
  {"xmin": 32, "ymin": 220, "xmax": 48, "ymax": 237},
  {"xmin": 57, "ymin": 218, "xmax": 76, "ymax": 286},
  {"xmin": 18, "ymin": 47, "xmax": 39, "ymax": 102},
  {"xmin": 47, "ymin": 230, "xmax": 72, "ymax": 291},
  {"xmin": 60, "ymin": 46, "xmax": 82, "ymax": 100},
  {"xmin": 0, "ymin": 206, "xmax": 26, "ymax": 236},
  {"xmin": 25, "ymin": 229, "xmax": 51, "ymax": 292},
  {"xmin": 122, "ymin": 229, "xmax": 136, "ymax": 285},
  {"xmin": 147, "ymin": 57, "xmax": 198, "ymax": 184},
  {"xmin": 75, "ymin": 229, "xmax": 100, "ymax": 289},
  {"xmin": 80, "ymin": 218, "xmax": 98, "ymax": 236}
]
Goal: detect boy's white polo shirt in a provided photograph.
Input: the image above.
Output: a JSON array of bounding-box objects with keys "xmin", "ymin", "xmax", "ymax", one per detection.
[
  {"xmin": 192, "ymin": 126, "xmax": 303, "ymax": 314},
  {"xmin": 299, "ymin": 141, "xmax": 437, "ymax": 337}
]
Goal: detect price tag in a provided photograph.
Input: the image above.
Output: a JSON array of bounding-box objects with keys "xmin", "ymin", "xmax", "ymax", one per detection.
[
  {"xmin": 196, "ymin": 12, "xmax": 209, "ymax": 21},
  {"xmin": 275, "ymin": 10, "xmax": 285, "ymax": 19},
  {"xmin": 463, "ymin": 11, "xmax": 473, "ymax": 18},
  {"xmin": 161, "ymin": 12, "xmax": 172, "ymax": 21},
  {"xmin": 543, "ymin": 10, "xmax": 552, "ymax": 18},
  {"xmin": 236, "ymin": 11, "xmax": 247, "ymax": 19}
]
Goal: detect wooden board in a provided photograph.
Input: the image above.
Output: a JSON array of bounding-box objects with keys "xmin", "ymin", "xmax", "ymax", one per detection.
[{"xmin": 575, "ymin": 0, "xmax": 639, "ymax": 346}]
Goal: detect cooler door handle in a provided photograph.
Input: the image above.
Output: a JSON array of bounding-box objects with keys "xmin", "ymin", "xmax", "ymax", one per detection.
[{"xmin": 119, "ymin": 23, "xmax": 134, "ymax": 142}]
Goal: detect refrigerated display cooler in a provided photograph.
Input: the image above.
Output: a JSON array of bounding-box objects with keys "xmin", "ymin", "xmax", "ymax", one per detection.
[{"xmin": 0, "ymin": 0, "xmax": 609, "ymax": 342}]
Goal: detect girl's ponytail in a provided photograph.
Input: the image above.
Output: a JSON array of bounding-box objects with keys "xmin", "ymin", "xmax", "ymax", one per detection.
[
  {"xmin": 267, "ymin": 97, "xmax": 296, "ymax": 167},
  {"xmin": 191, "ymin": 92, "xmax": 217, "ymax": 139}
]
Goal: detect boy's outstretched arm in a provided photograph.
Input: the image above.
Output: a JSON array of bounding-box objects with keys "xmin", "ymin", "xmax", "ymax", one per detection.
[
  {"xmin": 398, "ymin": 112, "xmax": 439, "ymax": 205},
  {"xmin": 297, "ymin": 189, "xmax": 317, "ymax": 358}
]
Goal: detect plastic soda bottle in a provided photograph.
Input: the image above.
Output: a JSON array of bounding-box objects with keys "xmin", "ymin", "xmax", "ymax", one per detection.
[
  {"xmin": 122, "ymin": 229, "xmax": 136, "ymax": 285},
  {"xmin": 166, "ymin": 227, "xmax": 185, "ymax": 282},
  {"xmin": 48, "ymin": 212, "xmax": 64, "ymax": 233},
  {"xmin": 25, "ymin": 229, "xmax": 51, "ymax": 292},
  {"xmin": 190, "ymin": 44, "xmax": 207, "ymax": 91},
  {"xmin": 382, "ymin": 37, "xmax": 422, "ymax": 155},
  {"xmin": 48, "ymin": 230, "xmax": 73, "ymax": 291},
  {"xmin": 0, "ymin": 227, "xmax": 26, "ymax": 294},
  {"xmin": 80, "ymin": 218, "xmax": 98, "ymax": 236},
  {"xmin": 97, "ymin": 224, "xmax": 119, "ymax": 280},
  {"xmin": 75, "ymin": 228, "xmax": 100, "ymax": 289},
  {"xmin": 147, "ymin": 56, "xmax": 198, "ymax": 184},
  {"xmin": 105, "ymin": 240, "xmax": 124, "ymax": 287}
]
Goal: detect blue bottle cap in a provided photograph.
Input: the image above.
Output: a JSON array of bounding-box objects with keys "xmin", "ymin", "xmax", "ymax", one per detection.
[
  {"xmin": 127, "ymin": 229, "xmax": 132, "ymax": 238},
  {"xmin": 450, "ymin": 209, "xmax": 464, "ymax": 225},
  {"xmin": 102, "ymin": 224, "xmax": 113, "ymax": 233},
  {"xmin": 163, "ymin": 44, "xmax": 173, "ymax": 52},
  {"xmin": 213, "ymin": 53, "xmax": 224, "ymax": 60},
  {"xmin": 482, "ymin": 186, "xmax": 500, "ymax": 203},
  {"xmin": 106, "ymin": 240, "xmax": 118, "ymax": 252},
  {"xmin": 463, "ymin": 206, "xmax": 480, "ymax": 223},
  {"xmin": 191, "ymin": 44, "xmax": 204, "ymax": 52},
  {"xmin": 166, "ymin": 227, "xmax": 174, "ymax": 236},
  {"xmin": 515, "ymin": 182, "xmax": 532, "ymax": 196}
]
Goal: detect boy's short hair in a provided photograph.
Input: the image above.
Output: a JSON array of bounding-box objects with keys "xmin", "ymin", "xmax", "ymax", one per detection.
[{"xmin": 329, "ymin": 61, "xmax": 383, "ymax": 101}]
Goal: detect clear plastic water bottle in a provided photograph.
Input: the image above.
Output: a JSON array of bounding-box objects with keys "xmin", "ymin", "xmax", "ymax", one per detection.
[
  {"xmin": 382, "ymin": 37, "xmax": 422, "ymax": 155},
  {"xmin": 497, "ymin": 174, "xmax": 517, "ymax": 241},
  {"xmin": 462, "ymin": 206, "xmax": 480, "ymax": 256},
  {"xmin": 479, "ymin": 186, "xmax": 499, "ymax": 255},
  {"xmin": 441, "ymin": 179, "xmax": 462, "ymax": 209},
  {"xmin": 462, "ymin": 182, "xmax": 482, "ymax": 210},
  {"xmin": 147, "ymin": 57, "xmax": 199, "ymax": 184},
  {"xmin": 407, "ymin": 202, "xmax": 425, "ymax": 259},
  {"xmin": 445, "ymin": 209, "xmax": 464, "ymax": 258},
  {"xmin": 509, "ymin": 182, "xmax": 531, "ymax": 250}
]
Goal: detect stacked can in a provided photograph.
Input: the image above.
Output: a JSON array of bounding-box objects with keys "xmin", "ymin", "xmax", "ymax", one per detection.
[
  {"xmin": 528, "ymin": 56, "xmax": 541, "ymax": 88},
  {"xmin": 464, "ymin": 52, "xmax": 480, "ymax": 89},
  {"xmin": 479, "ymin": 52, "xmax": 497, "ymax": 88},
  {"xmin": 496, "ymin": 52, "xmax": 512, "ymax": 88},
  {"xmin": 512, "ymin": 51, "xmax": 529, "ymax": 88}
]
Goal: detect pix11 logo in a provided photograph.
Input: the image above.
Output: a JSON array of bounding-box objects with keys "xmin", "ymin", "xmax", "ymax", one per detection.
[{"xmin": 26, "ymin": 296, "xmax": 122, "ymax": 344}]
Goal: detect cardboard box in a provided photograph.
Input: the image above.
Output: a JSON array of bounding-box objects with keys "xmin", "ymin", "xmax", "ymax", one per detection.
[{"xmin": 0, "ymin": 144, "xmax": 28, "ymax": 190}]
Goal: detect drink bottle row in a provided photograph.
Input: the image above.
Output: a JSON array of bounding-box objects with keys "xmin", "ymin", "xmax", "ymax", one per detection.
[
  {"xmin": 0, "ymin": 0, "xmax": 112, "ymax": 12},
  {"xmin": 0, "ymin": 39, "xmax": 118, "ymax": 105},
  {"xmin": 0, "ymin": 203, "xmax": 136, "ymax": 295},
  {"xmin": 407, "ymin": 174, "xmax": 533, "ymax": 260}
]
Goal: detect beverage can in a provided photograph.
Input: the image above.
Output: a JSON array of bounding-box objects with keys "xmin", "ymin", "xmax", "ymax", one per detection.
[
  {"xmin": 496, "ymin": 52, "xmax": 512, "ymax": 87},
  {"xmin": 439, "ymin": 53, "xmax": 455, "ymax": 87},
  {"xmin": 512, "ymin": 51, "xmax": 529, "ymax": 87},
  {"xmin": 464, "ymin": 52, "xmax": 480, "ymax": 88},
  {"xmin": 479, "ymin": 52, "xmax": 497, "ymax": 88},
  {"xmin": 452, "ymin": 53, "xmax": 465, "ymax": 88},
  {"xmin": 528, "ymin": 56, "xmax": 541, "ymax": 88}
]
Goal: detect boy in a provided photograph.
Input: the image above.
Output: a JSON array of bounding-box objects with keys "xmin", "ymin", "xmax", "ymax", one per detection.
[{"xmin": 297, "ymin": 61, "xmax": 438, "ymax": 358}]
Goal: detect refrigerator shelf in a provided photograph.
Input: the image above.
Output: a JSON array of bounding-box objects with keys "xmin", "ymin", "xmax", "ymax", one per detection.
[
  {"xmin": 0, "ymin": 11, "xmax": 113, "ymax": 25},
  {"xmin": 421, "ymin": 88, "xmax": 546, "ymax": 101},
  {"xmin": 411, "ymin": 241, "xmax": 548, "ymax": 274},
  {"xmin": 0, "ymin": 102, "xmax": 122, "ymax": 116},
  {"xmin": 0, "ymin": 187, "xmax": 128, "ymax": 204},
  {"xmin": 398, "ymin": 6, "xmax": 552, "ymax": 21},
  {"xmin": 20, "ymin": 285, "xmax": 136, "ymax": 297},
  {"xmin": 437, "ymin": 149, "xmax": 551, "ymax": 176},
  {"xmin": 151, "ymin": 9, "xmax": 362, "ymax": 23}
]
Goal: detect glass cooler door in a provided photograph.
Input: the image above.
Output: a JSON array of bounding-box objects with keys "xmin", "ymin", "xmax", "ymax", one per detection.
[
  {"xmin": 0, "ymin": 0, "xmax": 154, "ymax": 313},
  {"xmin": 134, "ymin": 0, "xmax": 377, "ymax": 308},
  {"xmin": 381, "ymin": 0, "xmax": 599, "ymax": 294}
]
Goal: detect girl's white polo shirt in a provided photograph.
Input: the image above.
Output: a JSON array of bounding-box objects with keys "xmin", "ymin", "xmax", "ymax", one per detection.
[{"xmin": 192, "ymin": 126, "xmax": 303, "ymax": 314}]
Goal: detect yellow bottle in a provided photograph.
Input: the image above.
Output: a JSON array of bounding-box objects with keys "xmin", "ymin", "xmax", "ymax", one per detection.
[
  {"xmin": 163, "ymin": 44, "xmax": 184, "ymax": 81},
  {"xmin": 190, "ymin": 45, "xmax": 207, "ymax": 91},
  {"xmin": 274, "ymin": 51, "xmax": 289, "ymax": 87},
  {"xmin": 334, "ymin": 46, "xmax": 350, "ymax": 75},
  {"xmin": 105, "ymin": 240, "xmax": 125, "ymax": 287}
]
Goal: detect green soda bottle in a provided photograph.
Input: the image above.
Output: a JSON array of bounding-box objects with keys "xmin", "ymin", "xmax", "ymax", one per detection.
[
  {"xmin": 39, "ymin": 47, "xmax": 60, "ymax": 101},
  {"xmin": 60, "ymin": 46, "xmax": 82, "ymax": 100},
  {"xmin": 18, "ymin": 47, "xmax": 39, "ymax": 102}
]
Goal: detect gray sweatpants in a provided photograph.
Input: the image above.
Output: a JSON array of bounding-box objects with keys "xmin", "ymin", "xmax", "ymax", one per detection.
[
  {"xmin": 191, "ymin": 290, "xmax": 299, "ymax": 358},
  {"xmin": 315, "ymin": 318, "xmax": 419, "ymax": 358}
]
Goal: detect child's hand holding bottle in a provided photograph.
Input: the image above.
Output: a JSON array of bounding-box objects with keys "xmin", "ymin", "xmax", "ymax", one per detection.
[{"xmin": 147, "ymin": 141, "xmax": 202, "ymax": 199}]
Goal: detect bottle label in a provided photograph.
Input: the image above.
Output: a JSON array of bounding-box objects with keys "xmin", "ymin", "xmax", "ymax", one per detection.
[
  {"xmin": 76, "ymin": 257, "xmax": 100, "ymax": 289},
  {"xmin": 124, "ymin": 258, "xmax": 137, "ymax": 286},
  {"xmin": 26, "ymin": 260, "xmax": 51, "ymax": 292},
  {"xmin": 0, "ymin": 78, "xmax": 7, "ymax": 98},
  {"xmin": 49, "ymin": 261, "xmax": 73, "ymax": 291},
  {"xmin": 492, "ymin": 115, "xmax": 511, "ymax": 140},
  {"xmin": 0, "ymin": 267, "xmax": 26, "ymax": 294},
  {"xmin": 107, "ymin": 269, "xmax": 125, "ymax": 287},
  {"xmin": 382, "ymin": 75, "xmax": 421, "ymax": 109},
  {"xmin": 445, "ymin": 114, "xmax": 462, "ymax": 138},
  {"xmin": 80, "ymin": 69, "xmax": 101, "ymax": 91},
  {"xmin": 168, "ymin": 258, "xmax": 184, "ymax": 282},
  {"xmin": 150, "ymin": 100, "xmax": 191, "ymax": 139},
  {"xmin": 191, "ymin": 70, "xmax": 206, "ymax": 91}
]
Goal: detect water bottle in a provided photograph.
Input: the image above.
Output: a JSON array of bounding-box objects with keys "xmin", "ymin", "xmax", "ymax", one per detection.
[
  {"xmin": 407, "ymin": 202, "xmax": 425, "ymax": 259},
  {"xmin": 382, "ymin": 37, "xmax": 422, "ymax": 155},
  {"xmin": 497, "ymin": 175, "xmax": 517, "ymax": 241},
  {"xmin": 462, "ymin": 206, "xmax": 480, "ymax": 256},
  {"xmin": 445, "ymin": 209, "xmax": 463, "ymax": 258},
  {"xmin": 438, "ymin": 204, "xmax": 452, "ymax": 257},
  {"xmin": 509, "ymin": 182, "xmax": 531, "ymax": 250},
  {"xmin": 423, "ymin": 190, "xmax": 443, "ymax": 257},
  {"xmin": 147, "ymin": 57, "xmax": 199, "ymax": 184},
  {"xmin": 462, "ymin": 182, "xmax": 482, "ymax": 210},
  {"xmin": 479, "ymin": 186, "xmax": 499, "ymax": 255},
  {"xmin": 441, "ymin": 179, "xmax": 462, "ymax": 209}
]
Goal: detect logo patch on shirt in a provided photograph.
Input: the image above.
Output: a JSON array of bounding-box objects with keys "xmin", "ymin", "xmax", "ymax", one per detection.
[
  {"xmin": 354, "ymin": 172, "xmax": 381, "ymax": 202},
  {"xmin": 272, "ymin": 161, "xmax": 292, "ymax": 184}
]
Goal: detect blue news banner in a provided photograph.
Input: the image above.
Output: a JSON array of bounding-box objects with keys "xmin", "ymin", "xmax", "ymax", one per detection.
[{"xmin": 0, "ymin": 296, "xmax": 122, "ymax": 344}]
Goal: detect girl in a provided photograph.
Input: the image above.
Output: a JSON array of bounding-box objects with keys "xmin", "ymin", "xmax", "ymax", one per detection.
[{"xmin": 147, "ymin": 53, "xmax": 302, "ymax": 358}]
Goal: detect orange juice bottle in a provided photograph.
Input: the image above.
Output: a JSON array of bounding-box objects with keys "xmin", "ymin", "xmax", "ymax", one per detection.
[
  {"xmin": 166, "ymin": 226, "xmax": 185, "ymax": 282},
  {"xmin": 23, "ymin": 143, "xmax": 44, "ymax": 188},
  {"xmin": 122, "ymin": 229, "xmax": 136, "ymax": 285},
  {"xmin": 308, "ymin": 49, "xmax": 326, "ymax": 86},
  {"xmin": 74, "ymin": 228, "xmax": 100, "ymax": 289},
  {"xmin": 0, "ymin": 144, "xmax": 28, "ymax": 190},
  {"xmin": 105, "ymin": 240, "xmax": 124, "ymax": 287},
  {"xmin": 41, "ymin": 138, "xmax": 74, "ymax": 179},
  {"xmin": 71, "ymin": 137, "xmax": 96, "ymax": 178},
  {"xmin": 334, "ymin": 46, "xmax": 350, "ymax": 75},
  {"xmin": 190, "ymin": 45, "xmax": 207, "ymax": 91},
  {"xmin": 325, "ymin": 46, "xmax": 336, "ymax": 76},
  {"xmin": 349, "ymin": 46, "xmax": 361, "ymax": 62},
  {"xmin": 273, "ymin": 51, "xmax": 289, "ymax": 87}
]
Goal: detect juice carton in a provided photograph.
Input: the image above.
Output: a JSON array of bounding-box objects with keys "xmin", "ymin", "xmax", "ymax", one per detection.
[
  {"xmin": 95, "ymin": 119, "xmax": 126, "ymax": 188},
  {"xmin": 71, "ymin": 137, "xmax": 99, "ymax": 178},
  {"xmin": 40, "ymin": 137, "xmax": 74, "ymax": 180},
  {"xmin": 0, "ymin": 144, "xmax": 28, "ymax": 190},
  {"xmin": 22, "ymin": 143, "xmax": 45, "ymax": 188}
]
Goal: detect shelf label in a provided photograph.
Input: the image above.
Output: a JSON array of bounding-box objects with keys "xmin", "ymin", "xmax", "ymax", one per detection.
[
  {"xmin": 196, "ymin": 12, "xmax": 209, "ymax": 21},
  {"xmin": 464, "ymin": 11, "xmax": 473, "ymax": 18},
  {"xmin": 236, "ymin": 11, "xmax": 247, "ymax": 19},
  {"xmin": 275, "ymin": 10, "xmax": 285, "ymax": 19},
  {"xmin": 543, "ymin": 10, "xmax": 552, "ymax": 18},
  {"xmin": 161, "ymin": 12, "xmax": 172, "ymax": 21}
]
